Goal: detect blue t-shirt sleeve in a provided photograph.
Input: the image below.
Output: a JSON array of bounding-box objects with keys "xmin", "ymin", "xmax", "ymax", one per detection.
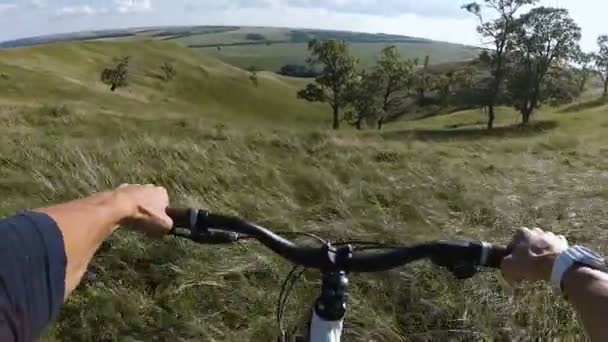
[{"xmin": 0, "ymin": 212, "xmax": 67, "ymax": 341}]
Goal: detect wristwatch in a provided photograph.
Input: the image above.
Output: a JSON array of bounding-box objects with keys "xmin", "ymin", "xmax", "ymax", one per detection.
[{"xmin": 550, "ymin": 245, "xmax": 607, "ymax": 295}]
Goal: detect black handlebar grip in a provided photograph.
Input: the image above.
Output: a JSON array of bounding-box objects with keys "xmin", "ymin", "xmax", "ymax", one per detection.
[
  {"xmin": 166, "ymin": 208, "xmax": 193, "ymax": 230},
  {"xmin": 482, "ymin": 244, "xmax": 510, "ymax": 269},
  {"xmin": 190, "ymin": 231, "xmax": 240, "ymax": 244}
]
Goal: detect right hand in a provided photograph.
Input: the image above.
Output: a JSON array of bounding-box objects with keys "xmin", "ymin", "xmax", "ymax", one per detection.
[
  {"xmin": 114, "ymin": 184, "xmax": 174, "ymax": 237},
  {"xmin": 501, "ymin": 227, "xmax": 569, "ymax": 284}
]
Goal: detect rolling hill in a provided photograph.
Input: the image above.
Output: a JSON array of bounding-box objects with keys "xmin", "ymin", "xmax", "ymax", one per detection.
[
  {"xmin": 2, "ymin": 36, "xmax": 607, "ymax": 341},
  {"xmin": 1, "ymin": 26, "xmax": 482, "ymax": 71},
  {"xmin": 0, "ymin": 39, "xmax": 327, "ymax": 127}
]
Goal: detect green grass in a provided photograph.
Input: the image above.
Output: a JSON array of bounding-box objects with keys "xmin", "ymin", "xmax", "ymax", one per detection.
[
  {"xmin": 195, "ymin": 41, "xmax": 479, "ymax": 71},
  {"xmin": 0, "ymin": 39, "xmax": 327, "ymax": 128},
  {"xmin": 2, "ymin": 39, "xmax": 608, "ymax": 341},
  {"xmin": 165, "ymin": 26, "xmax": 480, "ymax": 71}
]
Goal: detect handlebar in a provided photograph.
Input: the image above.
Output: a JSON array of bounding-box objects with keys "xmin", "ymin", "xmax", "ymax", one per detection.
[{"xmin": 166, "ymin": 208, "xmax": 509, "ymax": 277}]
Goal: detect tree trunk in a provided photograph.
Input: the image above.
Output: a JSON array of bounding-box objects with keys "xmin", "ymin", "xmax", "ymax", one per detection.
[
  {"xmin": 521, "ymin": 108, "xmax": 532, "ymax": 126},
  {"xmin": 377, "ymin": 117, "xmax": 384, "ymax": 130},
  {"xmin": 111, "ymin": 83, "xmax": 116, "ymax": 92},
  {"xmin": 355, "ymin": 117, "xmax": 363, "ymax": 130},
  {"xmin": 332, "ymin": 106, "xmax": 340, "ymax": 130},
  {"xmin": 603, "ymin": 80, "xmax": 608, "ymax": 98},
  {"xmin": 487, "ymin": 105, "xmax": 495, "ymax": 130}
]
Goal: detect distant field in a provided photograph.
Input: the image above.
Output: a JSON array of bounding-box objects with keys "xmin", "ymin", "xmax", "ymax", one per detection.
[
  {"xmin": 194, "ymin": 41, "xmax": 479, "ymax": 71},
  {"xmin": 1, "ymin": 26, "xmax": 481, "ymax": 71},
  {"xmin": 167, "ymin": 27, "xmax": 480, "ymax": 70}
]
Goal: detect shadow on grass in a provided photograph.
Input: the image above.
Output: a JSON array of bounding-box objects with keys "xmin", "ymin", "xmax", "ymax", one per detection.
[
  {"xmin": 557, "ymin": 97, "xmax": 608, "ymax": 114},
  {"xmin": 382, "ymin": 120, "xmax": 558, "ymax": 142}
]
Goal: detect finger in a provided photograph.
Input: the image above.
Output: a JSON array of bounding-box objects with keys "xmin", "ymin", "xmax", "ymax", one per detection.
[
  {"xmin": 533, "ymin": 227, "xmax": 544, "ymax": 235},
  {"xmin": 500, "ymin": 256, "xmax": 524, "ymax": 285},
  {"xmin": 506, "ymin": 227, "xmax": 528, "ymax": 253}
]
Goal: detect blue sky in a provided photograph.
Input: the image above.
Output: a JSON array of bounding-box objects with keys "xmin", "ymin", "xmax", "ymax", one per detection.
[{"xmin": 0, "ymin": 0, "xmax": 603, "ymax": 51}]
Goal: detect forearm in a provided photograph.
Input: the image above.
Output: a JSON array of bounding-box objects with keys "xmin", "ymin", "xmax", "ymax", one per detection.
[
  {"xmin": 34, "ymin": 190, "xmax": 133, "ymax": 299},
  {"xmin": 563, "ymin": 266, "xmax": 608, "ymax": 341}
]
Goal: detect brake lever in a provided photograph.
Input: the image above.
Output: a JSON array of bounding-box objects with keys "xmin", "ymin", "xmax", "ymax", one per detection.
[{"xmin": 169, "ymin": 208, "xmax": 240, "ymax": 245}]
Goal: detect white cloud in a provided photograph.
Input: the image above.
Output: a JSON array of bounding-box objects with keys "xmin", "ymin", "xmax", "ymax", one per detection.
[
  {"xmin": 286, "ymin": 0, "xmax": 467, "ymax": 17},
  {"xmin": 57, "ymin": 5, "xmax": 106, "ymax": 17},
  {"xmin": 28, "ymin": 0, "xmax": 46, "ymax": 9},
  {"xmin": 115, "ymin": 0, "xmax": 153, "ymax": 14},
  {"xmin": 0, "ymin": 3, "xmax": 17, "ymax": 14}
]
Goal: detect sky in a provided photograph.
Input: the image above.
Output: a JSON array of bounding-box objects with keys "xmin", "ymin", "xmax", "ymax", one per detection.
[{"xmin": 0, "ymin": 0, "xmax": 604, "ymax": 51}]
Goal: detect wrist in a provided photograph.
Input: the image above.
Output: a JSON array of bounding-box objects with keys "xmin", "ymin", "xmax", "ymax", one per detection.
[
  {"xmin": 105, "ymin": 190, "xmax": 138, "ymax": 229},
  {"xmin": 561, "ymin": 265, "xmax": 603, "ymax": 300}
]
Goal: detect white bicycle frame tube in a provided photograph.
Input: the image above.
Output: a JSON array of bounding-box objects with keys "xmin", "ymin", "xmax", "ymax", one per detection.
[{"xmin": 308, "ymin": 312, "xmax": 344, "ymax": 342}]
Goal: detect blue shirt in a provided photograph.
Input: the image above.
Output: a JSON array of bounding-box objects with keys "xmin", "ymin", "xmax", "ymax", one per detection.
[{"xmin": 0, "ymin": 212, "xmax": 67, "ymax": 341}]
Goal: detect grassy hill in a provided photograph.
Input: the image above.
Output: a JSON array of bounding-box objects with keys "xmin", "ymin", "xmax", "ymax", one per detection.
[
  {"xmin": 2, "ymin": 38, "xmax": 608, "ymax": 341},
  {"xmin": 169, "ymin": 27, "xmax": 481, "ymax": 71},
  {"xmin": 1, "ymin": 26, "xmax": 482, "ymax": 71},
  {"xmin": 0, "ymin": 39, "xmax": 327, "ymax": 127}
]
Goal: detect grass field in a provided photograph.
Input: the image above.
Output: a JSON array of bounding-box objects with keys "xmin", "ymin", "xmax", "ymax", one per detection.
[
  {"xmin": 1, "ymin": 39, "xmax": 608, "ymax": 341},
  {"xmin": 0, "ymin": 39, "xmax": 327, "ymax": 128},
  {"xmin": 170, "ymin": 27, "xmax": 480, "ymax": 71},
  {"xmin": 195, "ymin": 41, "xmax": 479, "ymax": 72}
]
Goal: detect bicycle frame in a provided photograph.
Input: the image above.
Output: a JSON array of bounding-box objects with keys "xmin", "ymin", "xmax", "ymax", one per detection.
[{"xmin": 306, "ymin": 271, "xmax": 348, "ymax": 342}]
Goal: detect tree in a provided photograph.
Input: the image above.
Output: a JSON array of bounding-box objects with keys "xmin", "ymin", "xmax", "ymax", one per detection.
[
  {"xmin": 101, "ymin": 56, "xmax": 130, "ymax": 92},
  {"xmin": 160, "ymin": 61, "xmax": 176, "ymax": 81},
  {"xmin": 373, "ymin": 46, "xmax": 414, "ymax": 129},
  {"xmin": 593, "ymin": 35, "xmax": 608, "ymax": 97},
  {"xmin": 248, "ymin": 66, "xmax": 259, "ymax": 87},
  {"xmin": 435, "ymin": 66, "xmax": 477, "ymax": 106},
  {"xmin": 246, "ymin": 33, "xmax": 266, "ymax": 41},
  {"xmin": 278, "ymin": 64, "xmax": 319, "ymax": 78},
  {"xmin": 297, "ymin": 39, "xmax": 358, "ymax": 130},
  {"xmin": 506, "ymin": 7, "xmax": 581, "ymax": 125},
  {"xmin": 574, "ymin": 50, "xmax": 593, "ymax": 93},
  {"xmin": 345, "ymin": 71, "xmax": 383, "ymax": 130},
  {"xmin": 413, "ymin": 56, "xmax": 434, "ymax": 104},
  {"xmin": 542, "ymin": 67, "xmax": 581, "ymax": 106},
  {"xmin": 463, "ymin": 0, "xmax": 538, "ymax": 129}
]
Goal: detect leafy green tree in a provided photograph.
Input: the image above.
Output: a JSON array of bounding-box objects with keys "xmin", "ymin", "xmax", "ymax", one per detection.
[
  {"xmin": 463, "ymin": 0, "xmax": 538, "ymax": 129},
  {"xmin": 573, "ymin": 50, "xmax": 593, "ymax": 93},
  {"xmin": 160, "ymin": 61, "xmax": 176, "ymax": 82},
  {"xmin": 413, "ymin": 56, "xmax": 434, "ymax": 103},
  {"xmin": 435, "ymin": 66, "xmax": 477, "ymax": 106},
  {"xmin": 506, "ymin": 7, "xmax": 581, "ymax": 125},
  {"xmin": 345, "ymin": 71, "xmax": 383, "ymax": 130},
  {"xmin": 373, "ymin": 46, "xmax": 414, "ymax": 129},
  {"xmin": 101, "ymin": 56, "xmax": 130, "ymax": 92},
  {"xmin": 542, "ymin": 67, "xmax": 581, "ymax": 106},
  {"xmin": 298, "ymin": 39, "xmax": 358, "ymax": 130},
  {"xmin": 593, "ymin": 35, "xmax": 608, "ymax": 97}
]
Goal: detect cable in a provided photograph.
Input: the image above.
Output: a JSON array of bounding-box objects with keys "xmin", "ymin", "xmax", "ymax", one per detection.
[
  {"xmin": 276, "ymin": 265, "xmax": 306, "ymax": 338},
  {"xmin": 280, "ymin": 267, "xmax": 306, "ymax": 324},
  {"xmin": 273, "ymin": 231, "xmax": 328, "ymax": 245},
  {"xmin": 277, "ymin": 265, "xmax": 300, "ymax": 336},
  {"xmin": 334, "ymin": 240, "xmax": 403, "ymax": 250}
]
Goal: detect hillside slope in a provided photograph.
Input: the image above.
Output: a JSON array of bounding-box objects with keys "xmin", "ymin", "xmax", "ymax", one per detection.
[
  {"xmin": 1, "ymin": 26, "xmax": 481, "ymax": 71},
  {"xmin": 0, "ymin": 39, "xmax": 327, "ymax": 127},
  {"xmin": 2, "ymin": 38, "xmax": 608, "ymax": 341}
]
